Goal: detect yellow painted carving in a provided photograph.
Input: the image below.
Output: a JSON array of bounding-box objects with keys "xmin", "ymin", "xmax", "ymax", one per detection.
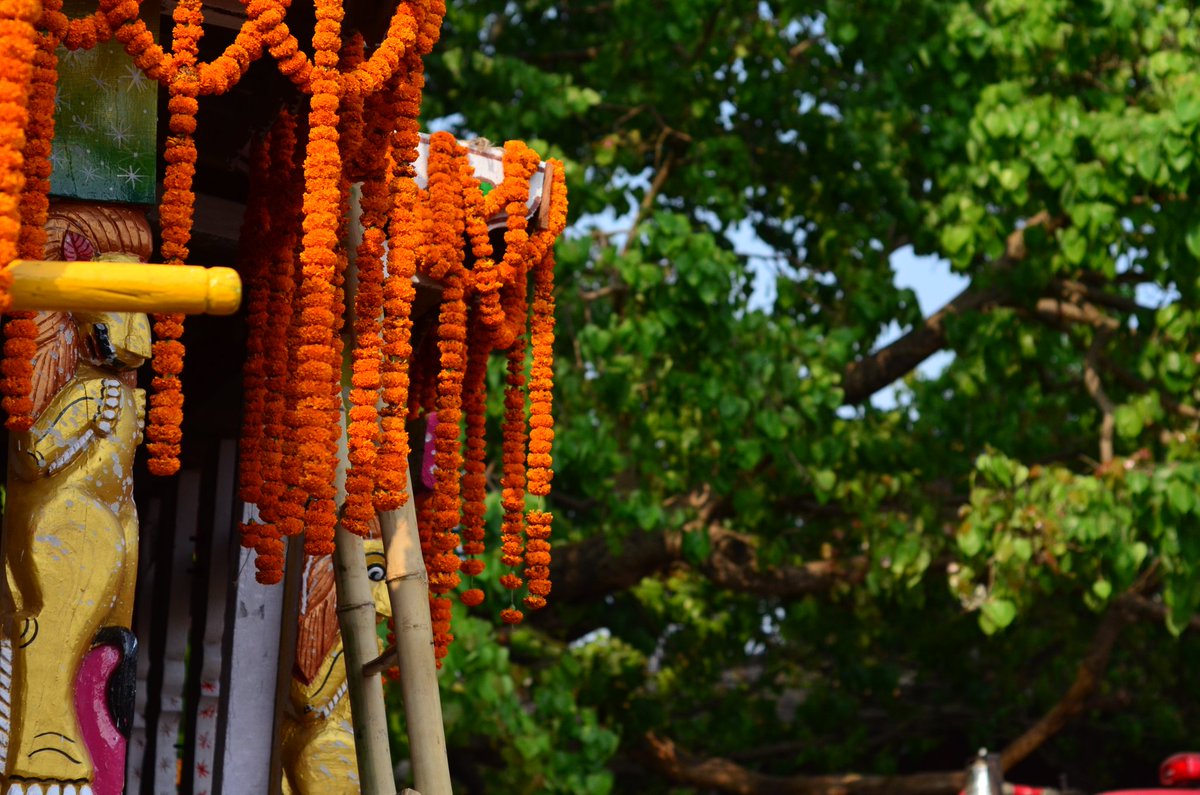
[
  {"xmin": 281, "ymin": 540, "xmax": 392, "ymax": 795},
  {"xmin": 1, "ymin": 200, "xmax": 157, "ymax": 790},
  {"xmin": 2, "ymin": 298, "xmax": 148, "ymax": 783}
]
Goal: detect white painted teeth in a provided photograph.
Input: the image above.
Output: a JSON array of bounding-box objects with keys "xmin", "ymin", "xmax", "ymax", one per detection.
[
  {"xmin": 26, "ymin": 785, "xmax": 42, "ymax": 795},
  {"xmin": 4, "ymin": 783, "xmax": 21, "ymax": 795},
  {"xmin": 44, "ymin": 786, "xmax": 60, "ymax": 795},
  {"xmin": 104, "ymin": 397, "xmax": 119, "ymax": 408},
  {"xmin": 100, "ymin": 409, "xmax": 116, "ymax": 420},
  {"xmin": 79, "ymin": 787, "xmax": 92, "ymax": 795},
  {"xmin": 63, "ymin": 786, "xmax": 76, "ymax": 795}
]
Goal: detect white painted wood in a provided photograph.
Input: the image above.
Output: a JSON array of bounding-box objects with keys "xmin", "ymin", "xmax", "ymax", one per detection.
[
  {"xmin": 219, "ymin": 502, "xmax": 286, "ymax": 794},
  {"xmin": 413, "ymin": 134, "xmax": 548, "ymax": 230},
  {"xmin": 191, "ymin": 441, "xmax": 237, "ymax": 795},
  {"xmin": 154, "ymin": 471, "xmax": 201, "ymax": 795}
]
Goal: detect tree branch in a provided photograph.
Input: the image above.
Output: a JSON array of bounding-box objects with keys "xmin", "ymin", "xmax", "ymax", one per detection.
[
  {"xmin": 1082, "ymin": 327, "xmax": 1116, "ymax": 464},
  {"xmin": 552, "ymin": 525, "xmax": 867, "ymax": 604},
  {"xmin": 642, "ymin": 732, "xmax": 968, "ymax": 795},
  {"xmin": 842, "ymin": 283, "xmax": 1008, "ymax": 405},
  {"xmin": 998, "ymin": 576, "xmax": 1156, "ymax": 771},
  {"xmin": 842, "ymin": 213, "xmax": 1060, "ymax": 406}
]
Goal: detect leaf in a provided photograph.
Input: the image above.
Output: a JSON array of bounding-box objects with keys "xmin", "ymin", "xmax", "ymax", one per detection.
[
  {"xmin": 942, "ymin": 224, "xmax": 973, "ymax": 256},
  {"xmin": 1114, "ymin": 404, "xmax": 1144, "ymax": 439},
  {"xmin": 62, "ymin": 231, "xmax": 94, "ymax": 262},
  {"xmin": 681, "ymin": 529, "xmax": 711, "ymax": 565},
  {"xmin": 1184, "ymin": 222, "xmax": 1200, "ymax": 259},
  {"xmin": 980, "ymin": 598, "xmax": 1017, "ymax": 633},
  {"xmin": 1168, "ymin": 481, "xmax": 1194, "ymax": 516},
  {"xmin": 1060, "ymin": 227, "xmax": 1087, "ymax": 265}
]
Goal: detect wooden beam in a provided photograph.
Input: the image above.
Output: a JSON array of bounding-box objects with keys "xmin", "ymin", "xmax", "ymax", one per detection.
[{"xmin": 5, "ymin": 260, "xmax": 241, "ymax": 315}]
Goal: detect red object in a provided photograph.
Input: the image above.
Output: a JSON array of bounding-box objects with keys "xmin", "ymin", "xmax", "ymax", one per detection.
[
  {"xmin": 1162, "ymin": 755, "xmax": 1200, "ymax": 787},
  {"xmin": 75, "ymin": 645, "xmax": 126, "ymax": 795}
]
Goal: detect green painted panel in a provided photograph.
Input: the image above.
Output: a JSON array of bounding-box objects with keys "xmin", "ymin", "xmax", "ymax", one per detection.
[{"xmin": 49, "ymin": 0, "xmax": 159, "ymax": 204}]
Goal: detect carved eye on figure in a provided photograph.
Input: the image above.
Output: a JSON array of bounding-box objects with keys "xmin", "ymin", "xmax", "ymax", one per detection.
[{"xmin": 367, "ymin": 563, "xmax": 386, "ymax": 582}]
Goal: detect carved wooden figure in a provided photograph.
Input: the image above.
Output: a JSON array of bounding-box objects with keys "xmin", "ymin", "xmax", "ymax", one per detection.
[
  {"xmin": 281, "ymin": 520, "xmax": 391, "ymax": 795},
  {"xmin": 0, "ymin": 202, "xmax": 153, "ymax": 795}
]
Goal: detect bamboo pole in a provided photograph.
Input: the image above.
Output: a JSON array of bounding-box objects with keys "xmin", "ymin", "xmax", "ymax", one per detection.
[
  {"xmin": 5, "ymin": 259, "xmax": 241, "ymax": 314},
  {"xmin": 333, "ymin": 523, "xmax": 397, "ymax": 794},
  {"xmin": 379, "ymin": 477, "xmax": 453, "ymax": 795}
]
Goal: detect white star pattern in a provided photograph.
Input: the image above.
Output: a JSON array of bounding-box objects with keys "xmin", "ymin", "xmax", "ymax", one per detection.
[
  {"xmin": 90, "ymin": 73, "xmax": 111, "ymax": 93},
  {"xmin": 119, "ymin": 63, "xmax": 151, "ymax": 92},
  {"xmin": 110, "ymin": 120, "xmax": 133, "ymax": 148},
  {"xmin": 78, "ymin": 161, "xmax": 101, "ymax": 184},
  {"xmin": 71, "ymin": 114, "xmax": 94, "ymax": 134},
  {"xmin": 117, "ymin": 164, "xmax": 144, "ymax": 187}
]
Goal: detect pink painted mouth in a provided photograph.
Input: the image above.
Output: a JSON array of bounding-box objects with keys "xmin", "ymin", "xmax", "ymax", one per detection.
[{"xmin": 74, "ymin": 644, "xmax": 126, "ymax": 795}]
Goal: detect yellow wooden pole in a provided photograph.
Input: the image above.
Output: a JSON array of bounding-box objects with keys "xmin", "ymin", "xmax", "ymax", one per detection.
[{"xmin": 4, "ymin": 260, "xmax": 242, "ymax": 315}]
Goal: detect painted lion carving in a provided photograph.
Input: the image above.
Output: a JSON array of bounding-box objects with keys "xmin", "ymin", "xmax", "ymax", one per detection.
[{"xmin": 0, "ymin": 202, "xmax": 152, "ymax": 794}]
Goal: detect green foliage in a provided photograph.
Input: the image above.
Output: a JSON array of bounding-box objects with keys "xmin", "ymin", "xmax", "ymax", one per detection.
[{"xmin": 420, "ymin": 0, "xmax": 1200, "ymax": 790}]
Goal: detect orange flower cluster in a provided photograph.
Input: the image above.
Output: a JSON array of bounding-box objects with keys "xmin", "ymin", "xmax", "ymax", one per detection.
[
  {"xmin": 399, "ymin": 137, "xmax": 567, "ymax": 643},
  {"xmin": 2, "ymin": 2, "xmax": 55, "ymax": 432},
  {"xmin": 0, "ymin": 0, "xmax": 443, "ymax": 457}
]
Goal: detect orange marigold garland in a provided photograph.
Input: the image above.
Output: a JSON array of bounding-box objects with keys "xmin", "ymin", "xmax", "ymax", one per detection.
[
  {"xmin": 260, "ymin": 115, "xmax": 303, "ymax": 536},
  {"xmin": 522, "ymin": 162, "xmax": 568, "ymax": 609},
  {"xmin": 498, "ymin": 335, "xmax": 529, "ymax": 620},
  {"xmin": 146, "ymin": 0, "xmax": 203, "ymax": 477},
  {"xmin": 523, "ymin": 250, "xmax": 556, "ymax": 610},
  {"xmin": 0, "ymin": 0, "xmax": 39, "ymax": 432},
  {"xmin": 236, "ymin": 131, "xmax": 274, "ymax": 538},
  {"xmin": 294, "ymin": 0, "xmax": 345, "ymax": 557},
  {"xmin": 459, "ymin": 311, "xmax": 489, "ymax": 607},
  {"xmin": 3, "ymin": 10, "xmax": 55, "ymax": 431},
  {"xmin": 425, "ymin": 132, "xmax": 466, "ymax": 605}
]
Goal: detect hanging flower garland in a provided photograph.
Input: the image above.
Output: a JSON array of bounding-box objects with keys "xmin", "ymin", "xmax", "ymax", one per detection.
[
  {"xmin": 3, "ymin": 10, "xmax": 56, "ymax": 431},
  {"xmin": 293, "ymin": 0, "xmax": 346, "ymax": 557},
  {"xmin": 144, "ymin": 0, "xmax": 202, "ymax": 476},
  {"xmin": 0, "ymin": 0, "xmax": 39, "ymax": 331},
  {"xmin": 259, "ymin": 111, "xmax": 302, "ymax": 551},
  {"xmin": 236, "ymin": 131, "xmax": 274, "ymax": 532},
  {"xmin": 424, "ymin": 132, "xmax": 466, "ymax": 602},
  {"xmin": 459, "ymin": 311, "xmax": 488, "ymax": 608}
]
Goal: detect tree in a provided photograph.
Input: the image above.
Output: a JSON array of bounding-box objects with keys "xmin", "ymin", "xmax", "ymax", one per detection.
[{"xmin": 389, "ymin": 2, "xmax": 1200, "ymax": 792}]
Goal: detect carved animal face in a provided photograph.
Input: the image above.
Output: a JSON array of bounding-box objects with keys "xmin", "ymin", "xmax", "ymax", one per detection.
[
  {"xmin": 363, "ymin": 538, "xmax": 392, "ymax": 619},
  {"xmin": 72, "ymin": 254, "xmax": 152, "ymax": 370},
  {"xmin": 74, "ymin": 311, "xmax": 152, "ymax": 370}
]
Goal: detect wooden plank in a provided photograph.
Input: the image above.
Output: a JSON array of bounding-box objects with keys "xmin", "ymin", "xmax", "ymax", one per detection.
[
  {"xmin": 218, "ymin": 503, "xmax": 286, "ymax": 794},
  {"xmin": 51, "ymin": 0, "xmax": 159, "ymax": 204},
  {"xmin": 266, "ymin": 536, "xmax": 304, "ymax": 795},
  {"xmin": 154, "ymin": 471, "xmax": 201, "ymax": 795},
  {"xmin": 191, "ymin": 440, "xmax": 238, "ymax": 795},
  {"xmin": 124, "ymin": 496, "xmax": 164, "ymax": 794}
]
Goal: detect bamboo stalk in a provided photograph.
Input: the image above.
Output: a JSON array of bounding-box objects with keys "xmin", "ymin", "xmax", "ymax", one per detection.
[
  {"xmin": 331, "ymin": 182, "xmax": 398, "ymax": 793},
  {"xmin": 379, "ymin": 475, "xmax": 453, "ymax": 795},
  {"xmin": 333, "ymin": 523, "xmax": 397, "ymax": 794}
]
